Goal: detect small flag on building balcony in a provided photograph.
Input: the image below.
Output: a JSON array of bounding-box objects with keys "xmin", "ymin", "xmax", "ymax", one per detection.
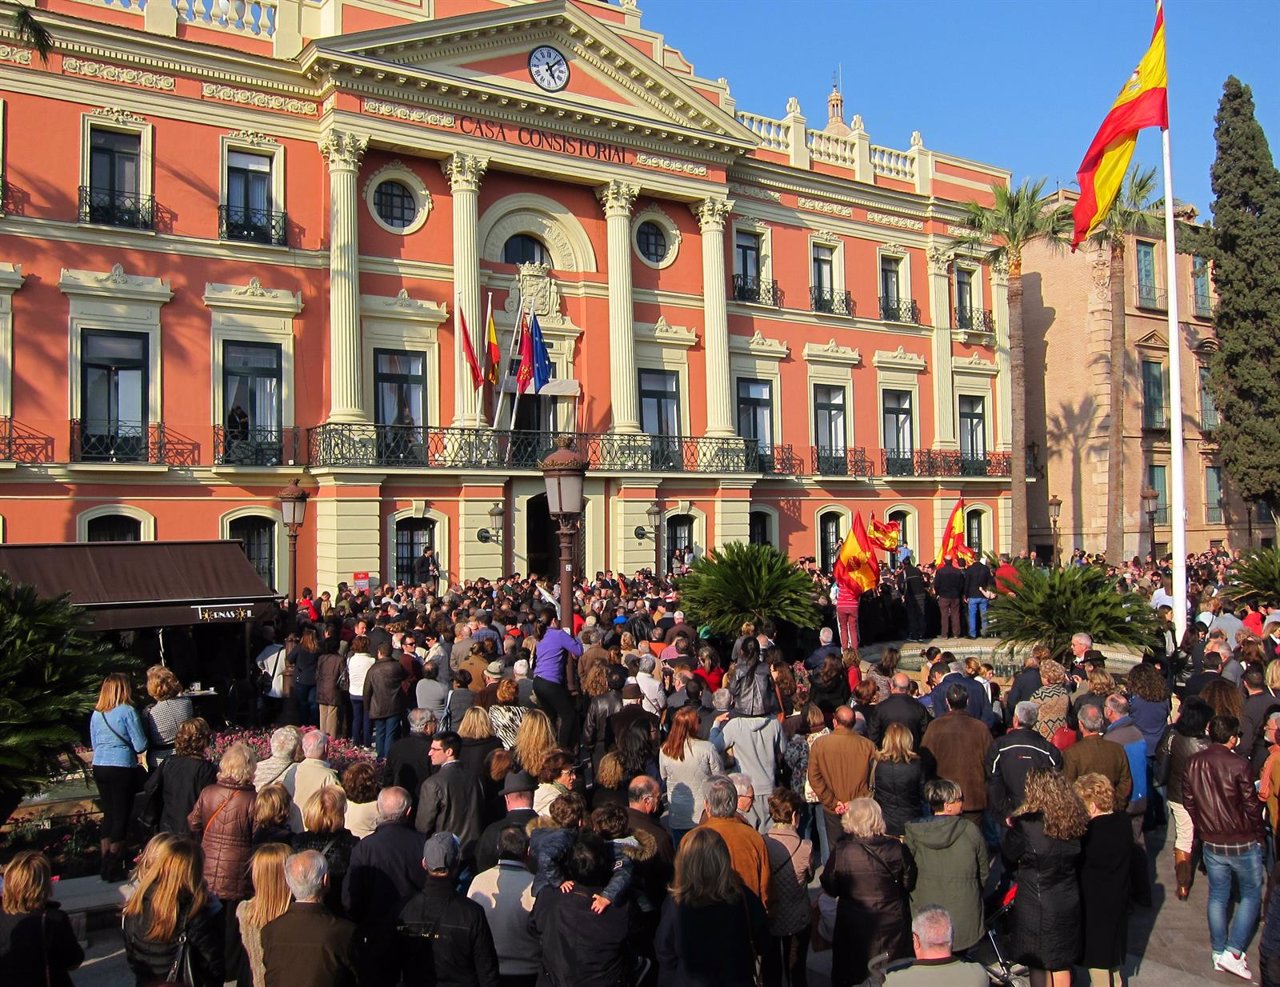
[
  {"xmin": 458, "ymin": 299, "xmax": 483, "ymax": 391},
  {"xmin": 833, "ymin": 512, "xmax": 879, "ymax": 596},
  {"xmin": 936, "ymin": 498, "xmax": 976, "ymax": 565},
  {"xmin": 1071, "ymin": 0, "xmax": 1168, "ymax": 249},
  {"xmin": 485, "ymin": 297, "xmax": 501, "ymax": 385},
  {"xmin": 515, "ymin": 316, "xmax": 535, "ymax": 394},
  {"xmin": 530, "ymin": 313, "xmax": 553, "ymax": 393}
]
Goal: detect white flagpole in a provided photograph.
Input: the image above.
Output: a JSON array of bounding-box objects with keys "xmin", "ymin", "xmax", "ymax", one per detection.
[
  {"xmin": 490, "ymin": 293, "xmax": 524, "ymax": 430},
  {"xmin": 508, "ymin": 299, "xmax": 530, "ymax": 432},
  {"xmin": 482, "ymin": 291, "xmax": 495, "ymax": 424},
  {"xmin": 1161, "ymin": 124, "xmax": 1188, "ymax": 642}
]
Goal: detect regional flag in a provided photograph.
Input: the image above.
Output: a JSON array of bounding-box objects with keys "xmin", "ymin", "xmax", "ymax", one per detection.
[
  {"xmin": 515, "ymin": 315, "xmax": 535, "ymax": 394},
  {"xmin": 936, "ymin": 498, "xmax": 976, "ymax": 566},
  {"xmin": 1071, "ymin": 1, "xmax": 1168, "ymax": 249},
  {"xmin": 833, "ymin": 512, "xmax": 879, "ymax": 597},
  {"xmin": 485, "ymin": 306, "xmax": 501, "ymax": 385},
  {"xmin": 458, "ymin": 301, "xmax": 483, "ymax": 391},
  {"xmin": 530, "ymin": 313, "xmax": 553, "ymax": 393}
]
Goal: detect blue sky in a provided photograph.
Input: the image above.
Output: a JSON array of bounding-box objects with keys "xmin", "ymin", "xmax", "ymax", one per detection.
[{"xmin": 638, "ymin": 0, "xmax": 1279, "ymax": 218}]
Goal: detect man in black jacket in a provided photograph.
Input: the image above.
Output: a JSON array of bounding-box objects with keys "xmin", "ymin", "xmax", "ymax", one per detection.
[
  {"xmin": 902, "ymin": 559, "xmax": 928, "ymax": 641},
  {"xmin": 473, "ymin": 771, "xmax": 538, "ymax": 875},
  {"xmin": 962, "ymin": 556, "xmax": 995, "ymax": 639},
  {"xmin": 868, "ymin": 673, "xmax": 931, "ymax": 747},
  {"xmin": 1004, "ymin": 655, "xmax": 1042, "ymax": 728},
  {"xmin": 985, "ymin": 701, "xmax": 1062, "ymax": 819},
  {"xmin": 416, "ymin": 731, "xmax": 483, "ymax": 861},
  {"xmin": 382, "ymin": 708, "xmax": 436, "ymax": 802},
  {"xmin": 397, "ymin": 833, "xmax": 500, "ymax": 987},
  {"xmin": 933, "ymin": 559, "xmax": 966, "ymax": 638}
]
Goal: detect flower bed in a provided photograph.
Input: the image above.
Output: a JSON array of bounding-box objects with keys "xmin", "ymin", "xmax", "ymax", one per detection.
[{"xmin": 210, "ymin": 727, "xmax": 381, "ymax": 776}]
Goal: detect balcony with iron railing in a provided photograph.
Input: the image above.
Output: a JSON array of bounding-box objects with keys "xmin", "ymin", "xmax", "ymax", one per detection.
[
  {"xmin": 218, "ymin": 205, "xmax": 288, "ymax": 247},
  {"xmin": 70, "ymin": 420, "xmax": 199, "ymax": 466},
  {"xmin": 731, "ymin": 273, "xmax": 782, "ymax": 307},
  {"xmin": 0, "ymin": 418, "xmax": 54, "ymax": 463},
  {"xmin": 78, "ymin": 186, "xmax": 154, "ymax": 231},
  {"xmin": 1143, "ymin": 404, "xmax": 1169, "ymax": 431},
  {"xmin": 810, "ymin": 286, "xmax": 854, "ymax": 316},
  {"xmin": 879, "ymin": 297, "xmax": 921, "ymax": 324},
  {"xmin": 1194, "ymin": 290, "xmax": 1213, "ymax": 319},
  {"xmin": 213, "ymin": 425, "xmax": 299, "ymax": 466},
  {"xmin": 954, "ymin": 308, "xmax": 995, "ymax": 332},
  {"xmin": 746, "ymin": 444, "xmax": 802, "ymax": 475},
  {"xmin": 1135, "ymin": 282, "xmax": 1168, "ymax": 311},
  {"xmin": 810, "ymin": 446, "xmax": 872, "ymax": 477},
  {"xmin": 879, "ymin": 449, "xmax": 1012, "ymax": 478}
]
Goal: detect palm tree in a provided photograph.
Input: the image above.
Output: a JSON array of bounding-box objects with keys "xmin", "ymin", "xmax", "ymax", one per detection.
[
  {"xmin": 1090, "ymin": 166, "xmax": 1161, "ymax": 564},
  {"xmin": 954, "ymin": 179, "xmax": 1072, "ymax": 556},
  {"xmin": 675, "ymin": 541, "xmax": 819, "ymax": 636},
  {"xmin": 9, "ymin": 4, "xmax": 53, "ymax": 64},
  {"xmin": 1225, "ymin": 547, "xmax": 1280, "ymax": 608}
]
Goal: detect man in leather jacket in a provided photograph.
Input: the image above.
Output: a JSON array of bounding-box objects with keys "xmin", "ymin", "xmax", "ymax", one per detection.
[{"xmin": 1183, "ymin": 713, "xmax": 1266, "ymax": 980}]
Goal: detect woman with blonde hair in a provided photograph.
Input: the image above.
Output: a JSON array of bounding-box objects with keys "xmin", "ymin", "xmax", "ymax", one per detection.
[
  {"xmin": 1003, "ymin": 768, "xmax": 1090, "ymax": 987},
  {"xmin": 871, "ymin": 722, "xmax": 925, "ymax": 836},
  {"xmin": 292, "ymin": 786, "xmax": 357, "ymax": 913},
  {"xmin": 1030, "ymin": 659, "xmax": 1072, "ymax": 742},
  {"xmin": 513, "ymin": 707, "xmax": 556, "ymax": 775},
  {"xmin": 655, "ymin": 828, "xmax": 768, "ymax": 985},
  {"xmin": 821, "ymin": 797, "xmax": 914, "ymax": 986},
  {"xmin": 90, "ymin": 671, "xmax": 148, "ymax": 881},
  {"xmin": 187, "ymin": 741, "xmax": 259, "ymax": 981},
  {"xmin": 142, "ymin": 664, "xmax": 193, "ymax": 768},
  {"xmin": 659, "ymin": 705, "xmax": 724, "ymax": 844},
  {"xmin": 122, "ymin": 836, "xmax": 223, "ymax": 986},
  {"xmin": 0, "ymin": 851, "xmax": 83, "ymax": 985},
  {"xmin": 234, "ymin": 843, "xmax": 291, "ymax": 987},
  {"xmin": 251, "ymin": 784, "xmax": 292, "ymax": 846}
]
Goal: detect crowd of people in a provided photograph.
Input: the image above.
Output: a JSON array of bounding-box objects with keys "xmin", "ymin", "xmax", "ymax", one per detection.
[{"xmin": 5, "ymin": 544, "xmax": 1280, "ymax": 987}]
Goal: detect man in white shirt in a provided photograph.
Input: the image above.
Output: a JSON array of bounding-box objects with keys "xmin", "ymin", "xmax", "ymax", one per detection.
[
  {"xmin": 288, "ymin": 730, "xmax": 340, "ymax": 832},
  {"xmin": 466, "ymin": 827, "xmax": 540, "ymax": 984}
]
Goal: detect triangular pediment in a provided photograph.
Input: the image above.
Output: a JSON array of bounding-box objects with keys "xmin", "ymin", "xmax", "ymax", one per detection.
[
  {"xmin": 304, "ymin": 0, "xmax": 757, "ymax": 153},
  {"xmin": 1133, "ymin": 328, "xmax": 1169, "ymax": 350}
]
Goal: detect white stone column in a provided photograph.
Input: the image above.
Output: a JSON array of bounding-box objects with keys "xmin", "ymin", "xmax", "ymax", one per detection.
[
  {"xmin": 596, "ymin": 181, "xmax": 641, "ymax": 433},
  {"xmin": 991, "ymin": 258, "xmax": 1012, "ymax": 449},
  {"xmin": 442, "ymin": 153, "xmax": 489, "ymax": 426},
  {"xmin": 694, "ymin": 197, "xmax": 735, "ymax": 437},
  {"xmin": 318, "ymin": 130, "xmax": 370, "ymax": 424},
  {"xmin": 927, "ymin": 244, "xmax": 957, "ymax": 449}
]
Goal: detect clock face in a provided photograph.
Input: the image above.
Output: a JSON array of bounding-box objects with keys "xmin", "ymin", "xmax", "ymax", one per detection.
[{"xmin": 529, "ymin": 45, "xmax": 570, "ymax": 92}]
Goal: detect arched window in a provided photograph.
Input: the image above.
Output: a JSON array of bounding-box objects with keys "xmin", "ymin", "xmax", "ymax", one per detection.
[
  {"xmin": 749, "ymin": 510, "xmax": 771, "ymax": 547},
  {"xmin": 395, "ymin": 517, "xmax": 436, "ymax": 587},
  {"xmin": 503, "ymin": 234, "xmax": 550, "ymax": 266},
  {"xmin": 819, "ymin": 511, "xmax": 843, "ymax": 574},
  {"xmin": 86, "ymin": 514, "xmax": 142, "ymax": 542},
  {"xmin": 229, "ymin": 515, "xmax": 276, "ymax": 589},
  {"xmin": 888, "ymin": 509, "xmax": 911, "ymax": 566},
  {"xmin": 965, "ymin": 509, "xmax": 985, "ymax": 558}
]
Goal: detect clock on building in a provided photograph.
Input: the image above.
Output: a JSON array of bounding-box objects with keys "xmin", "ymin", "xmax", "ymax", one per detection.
[{"xmin": 529, "ymin": 45, "xmax": 570, "ymax": 92}]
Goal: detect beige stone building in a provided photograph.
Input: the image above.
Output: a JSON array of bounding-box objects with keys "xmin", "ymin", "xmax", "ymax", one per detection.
[{"xmin": 1023, "ymin": 191, "xmax": 1273, "ymax": 561}]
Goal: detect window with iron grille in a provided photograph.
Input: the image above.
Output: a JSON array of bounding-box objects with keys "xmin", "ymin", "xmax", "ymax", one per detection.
[
  {"xmin": 395, "ymin": 518, "xmax": 436, "ymax": 587},
  {"xmin": 503, "ymin": 234, "xmax": 550, "ymax": 266},
  {"xmin": 636, "ymin": 221, "xmax": 667, "ymax": 264},
  {"xmin": 736, "ymin": 378, "xmax": 772, "ymax": 453},
  {"xmin": 230, "ymin": 515, "xmax": 276, "ymax": 590},
  {"xmin": 373, "ymin": 180, "xmax": 416, "ymax": 230},
  {"xmin": 819, "ymin": 511, "xmax": 843, "ymax": 573}
]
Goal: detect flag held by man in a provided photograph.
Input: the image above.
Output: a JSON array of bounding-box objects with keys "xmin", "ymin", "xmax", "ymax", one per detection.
[
  {"xmin": 833, "ymin": 512, "xmax": 879, "ymax": 595},
  {"xmin": 936, "ymin": 498, "xmax": 976, "ymax": 566}
]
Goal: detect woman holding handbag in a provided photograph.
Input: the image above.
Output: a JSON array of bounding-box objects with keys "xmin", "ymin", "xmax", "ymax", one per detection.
[
  {"xmin": 89, "ymin": 672, "xmax": 149, "ymax": 882},
  {"xmin": 122, "ymin": 836, "xmax": 223, "ymax": 986}
]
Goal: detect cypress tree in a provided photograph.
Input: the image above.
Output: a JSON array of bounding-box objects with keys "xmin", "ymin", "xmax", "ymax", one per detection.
[{"xmin": 1205, "ymin": 77, "xmax": 1280, "ymax": 510}]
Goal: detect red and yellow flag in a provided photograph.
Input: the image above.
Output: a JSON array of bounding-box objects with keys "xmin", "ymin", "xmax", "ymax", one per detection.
[
  {"xmin": 515, "ymin": 312, "xmax": 534, "ymax": 394},
  {"xmin": 868, "ymin": 517, "xmax": 901, "ymax": 553},
  {"xmin": 833, "ymin": 512, "xmax": 879, "ymax": 597},
  {"xmin": 936, "ymin": 498, "xmax": 976, "ymax": 566},
  {"xmin": 1071, "ymin": 1, "xmax": 1168, "ymax": 249},
  {"xmin": 458, "ymin": 302, "xmax": 483, "ymax": 391},
  {"xmin": 485, "ymin": 306, "xmax": 501, "ymax": 385}
]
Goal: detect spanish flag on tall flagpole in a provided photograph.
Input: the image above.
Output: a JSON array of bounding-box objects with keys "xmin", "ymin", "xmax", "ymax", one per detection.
[
  {"xmin": 936, "ymin": 498, "xmax": 976, "ymax": 566},
  {"xmin": 833, "ymin": 512, "xmax": 879, "ymax": 596},
  {"xmin": 1071, "ymin": 0, "xmax": 1168, "ymax": 249}
]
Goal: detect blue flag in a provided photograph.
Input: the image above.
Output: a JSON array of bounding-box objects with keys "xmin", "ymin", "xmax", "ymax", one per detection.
[{"xmin": 530, "ymin": 313, "xmax": 553, "ymax": 393}]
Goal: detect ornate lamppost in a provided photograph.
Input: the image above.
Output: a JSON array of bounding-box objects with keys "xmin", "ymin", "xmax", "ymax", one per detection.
[
  {"xmin": 1141, "ymin": 486, "xmax": 1159, "ymax": 564},
  {"xmin": 539, "ymin": 436, "xmax": 588, "ymax": 630},
  {"xmin": 277, "ymin": 478, "xmax": 309, "ymax": 608},
  {"xmin": 1047, "ymin": 494, "xmax": 1062, "ymax": 567}
]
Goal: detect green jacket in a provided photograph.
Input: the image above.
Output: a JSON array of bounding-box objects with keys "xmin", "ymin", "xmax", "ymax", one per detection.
[{"xmin": 903, "ymin": 814, "xmax": 989, "ymax": 951}]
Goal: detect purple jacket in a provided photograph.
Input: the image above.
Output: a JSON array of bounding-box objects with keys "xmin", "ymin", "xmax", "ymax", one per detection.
[{"xmin": 534, "ymin": 628, "xmax": 583, "ymax": 684}]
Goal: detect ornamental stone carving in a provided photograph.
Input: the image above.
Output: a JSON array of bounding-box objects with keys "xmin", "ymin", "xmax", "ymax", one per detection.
[
  {"xmin": 991, "ymin": 256, "xmax": 1010, "ymax": 287},
  {"xmin": 64, "ymin": 58, "xmax": 175, "ymax": 90},
  {"xmin": 502, "ymin": 263, "xmax": 564, "ymax": 325},
  {"xmin": 91, "ymin": 107, "xmax": 146, "ymax": 125},
  {"xmin": 693, "ymin": 197, "xmax": 734, "ymax": 232},
  {"xmin": 927, "ymin": 245, "xmax": 953, "ymax": 276},
  {"xmin": 318, "ymin": 131, "xmax": 369, "ymax": 171},
  {"xmin": 596, "ymin": 181, "xmax": 640, "ymax": 218},
  {"xmin": 440, "ymin": 153, "xmax": 489, "ymax": 193},
  {"xmin": 229, "ymin": 129, "xmax": 278, "ymax": 146},
  {"xmin": 872, "ymin": 346, "xmax": 927, "ymax": 372}
]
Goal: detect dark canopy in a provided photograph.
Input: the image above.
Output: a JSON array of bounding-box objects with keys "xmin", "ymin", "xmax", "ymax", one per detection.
[{"xmin": 0, "ymin": 540, "xmax": 278, "ymax": 630}]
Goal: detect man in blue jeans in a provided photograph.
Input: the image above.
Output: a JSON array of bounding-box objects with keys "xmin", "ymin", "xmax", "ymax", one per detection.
[
  {"xmin": 1183, "ymin": 713, "xmax": 1266, "ymax": 981},
  {"xmin": 962, "ymin": 555, "xmax": 995, "ymax": 638}
]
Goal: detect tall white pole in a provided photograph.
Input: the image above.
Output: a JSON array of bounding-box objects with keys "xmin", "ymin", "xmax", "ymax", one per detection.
[
  {"xmin": 1161, "ymin": 125, "xmax": 1188, "ymax": 642},
  {"xmin": 490, "ymin": 294, "xmax": 525, "ymax": 431}
]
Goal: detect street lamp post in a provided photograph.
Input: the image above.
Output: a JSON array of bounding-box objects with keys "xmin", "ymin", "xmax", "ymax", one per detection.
[
  {"xmin": 539, "ymin": 436, "xmax": 588, "ymax": 633},
  {"xmin": 646, "ymin": 501, "xmax": 663, "ymax": 575},
  {"xmin": 1047, "ymin": 494, "xmax": 1062, "ymax": 567},
  {"xmin": 1141, "ymin": 486, "xmax": 1159, "ymax": 564},
  {"xmin": 277, "ymin": 478, "xmax": 309, "ymax": 612}
]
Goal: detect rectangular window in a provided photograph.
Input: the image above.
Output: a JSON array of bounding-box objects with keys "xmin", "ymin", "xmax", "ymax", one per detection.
[
  {"xmin": 882, "ymin": 389, "xmax": 914, "ymax": 475},
  {"xmin": 1206, "ymin": 465, "xmax": 1224, "ymax": 524},
  {"xmin": 733, "ymin": 231, "xmax": 763, "ymax": 302},
  {"xmin": 374, "ymin": 349, "xmax": 427, "ymax": 465},
  {"xmin": 222, "ymin": 341, "xmax": 283, "ymax": 465},
  {"xmin": 1200, "ymin": 365, "xmax": 1219, "ymax": 431},
  {"xmin": 1136, "ymin": 241, "xmax": 1159, "ymax": 308},
  {"xmin": 955, "ymin": 268, "xmax": 973, "ymax": 325},
  {"xmin": 1148, "ymin": 464, "xmax": 1169, "ymax": 525},
  {"xmin": 736, "ymin": 378, "xmax": 772, "ymax": 453},
  {"xmin": 1141, "ymin": 360, "xmax": 1166, "ymax": 429},
  {"xmin": 223, "ymin": 151, "xmax": 277, "ymax": 244},
  {"xmin": 85, "ymin": 129, "xmax": 148, "ymax": 228},
  {"xmin": 813, "ymin": 384, "xmax": 846, "ymax": 473},
  {"xmin": 1193, "ymin": 256, "xmax": 1212, "ymax": 318},
  {"xmin": 639, "ymin": 369, "xmax": 680, "ymax": 436},
  {"xmin": 80, "ymin": 330, "xmax": 148, "ymax": 462},
  {"xmin": 880, "ymin": 256, "xmax": 902, "ymax": 320},
  {"xmin": 819, "ymin": 512, "xmax": 842, "ymax": 573},
  {"xmin": 810, "ymin": 244, "xmax": 835, "ymax": 313},
  {"xmin": 395, "ymin": 519, "xmax": 436, "ymax": 588},
  {"xmin": 958, "ymin": 395, "xmax": 986, "ymax": 465}
]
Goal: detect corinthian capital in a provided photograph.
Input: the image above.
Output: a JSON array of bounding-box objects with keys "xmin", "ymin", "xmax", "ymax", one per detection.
[
  {"xmin": 318, "ymin": 130, "xmax": 370, "ymax": 170},
  {"xmin": 441, "ymin": 153, "xmax": 489, "ymax": 192},
  {"xmin": 692, "ymin": 197, "xmax": 734, "ymax": 232},
  {"xmin": 596, "ymin": 180, "xmax": 640, "ymax": 218}
]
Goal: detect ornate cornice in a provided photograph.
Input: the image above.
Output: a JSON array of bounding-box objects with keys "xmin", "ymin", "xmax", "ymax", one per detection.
[
  {"xmin": 60, "ymin": 263, "xmax": 172, "ymax": 304},
  {"xmin": 636, "ymin": 316, "xmax": 697, "ymax": 349},
  {"xmin": 63, "ymin": 57, "xmax": 174, "ymax": 91},
  {"xmin": 803, "ymin": 339, "xmax": 862, "ymax": 367},
  {"xmin": 729, "ymin": 330, "xmax": 789, "ymax": 360},
  {"xmin": 872, "ymin": 346, "xmax": 926, "ymax": 372},
  {"xmin": 204, "ymin": 278, "xmax": 303, "ymax": 315},
  {"xmin": 202, "ymin": 83, "xmax": 318, "ymax": 116}
]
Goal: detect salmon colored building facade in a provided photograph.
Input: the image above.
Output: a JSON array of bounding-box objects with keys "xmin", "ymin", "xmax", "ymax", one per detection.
[{"xmin": 0, "ymin": 0, "xmax": 1013, "ymax": 594}]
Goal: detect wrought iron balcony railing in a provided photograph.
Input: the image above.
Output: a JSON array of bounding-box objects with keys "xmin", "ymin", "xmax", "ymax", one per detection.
[
  {"xmin": 732, "ymin": 273, "xmax": 782, "ymax": 307},
  {"xmin": 218, "ymin": 205, "xmax": 288, "ymax": 246},
  {"xmin": 1135, "ymin": 282, "xmax": 1168, "ymax": 310},
  {"xmin": 877, "ymin": 449, "xmax": 1013, "ymax": 478},
  {"xmin": 70, "ymin": 420, "xmax": 199, "ymax": 466},
  {"xmin": 879, "ymin": 297, "xmax": 921, "ymax": 324},
  {"xmin": 0, "ymin": 418, "xmax": 54, "ymax": 463},
  {"xmin": 746, "ymin": 444, "xmax": 802, "ymax": 475},
  {"xmin": 214, "ymin": 425, "xmax": 299, "ymax": 466},
  {"xmin": 1194, "ymin": 291, "xmax": 1213, "ymax": 319},
  {"xmin": 78, "ymin": 186, "xmax": 154, "ymax": 230},
  {"xmin": 810, "ymin": 286, "xmax": 854, "ymax": 316},
  {"xmin": 1143, "ymin": 405, "xmax": 1169, "ymax": 430},
  {"xmin": 954, "ymin": 308, "xmax": 995, "ymax": 332},
  {"xmin": 308, "ymin": 424, "xmax": 783, "ymax": 474},
  {"xmin": 811, "ymin": 446, "xmax": 872, "ymax": 477}
]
